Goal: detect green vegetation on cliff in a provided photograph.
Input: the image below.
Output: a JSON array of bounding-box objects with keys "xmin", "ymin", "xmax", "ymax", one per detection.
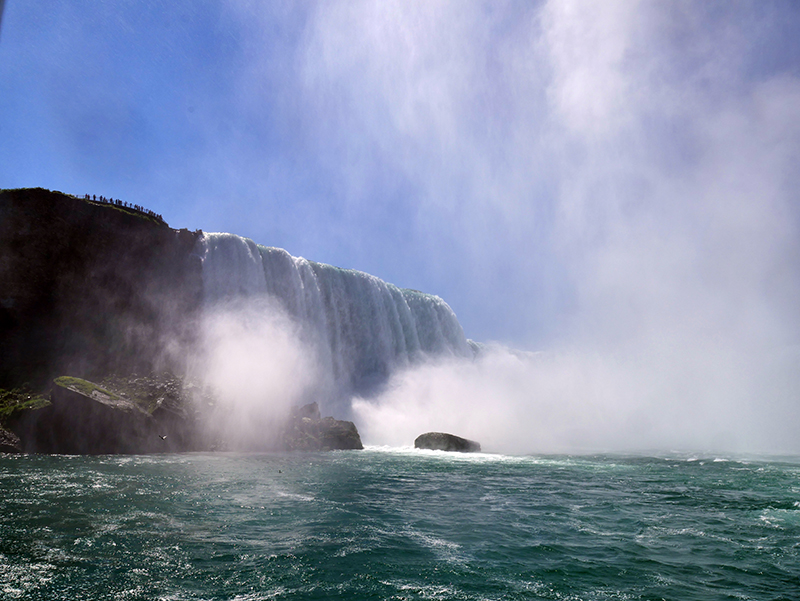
[{"xmin": 0, "ymin": 387, "xmax": 50, "ymax": 424}]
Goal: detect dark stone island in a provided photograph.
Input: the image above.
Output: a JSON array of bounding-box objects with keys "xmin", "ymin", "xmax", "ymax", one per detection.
[{"xmin": 414, "ymin": 432, "xmax": 481, "ymax": 453}]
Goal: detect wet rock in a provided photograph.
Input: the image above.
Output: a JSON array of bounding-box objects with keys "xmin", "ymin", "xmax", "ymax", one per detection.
[
  {"xmin": 414, "ymin": 432, "xmax": 481, "ymax": 453},
  {"xmin": 282, "ymin": 403, "xmax": 363, "ymax": 451},
  {"xmin": 0, "ymin": 188, "xmax": 202, "ymax": 392},
  {"xmin": 7, "ymin": 379, "xmax": 362, "ymax": 454},
  {"xmin": 9, "ymin": 376, "xmax": 196, "ymax": 454},
  {"xmin": 0, "ymin": 426, "xmax": 21, "ymax": 453}
]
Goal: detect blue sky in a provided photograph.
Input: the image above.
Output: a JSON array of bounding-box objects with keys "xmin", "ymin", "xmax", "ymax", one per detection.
[{"xmin": 2, "ymin": 0, "xmax": 800, "ymax": 353}]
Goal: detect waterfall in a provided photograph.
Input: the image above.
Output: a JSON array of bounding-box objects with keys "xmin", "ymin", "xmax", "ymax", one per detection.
[{"xmin": 197, "ymin": 232, "xmax": 473, "ymax": 391}]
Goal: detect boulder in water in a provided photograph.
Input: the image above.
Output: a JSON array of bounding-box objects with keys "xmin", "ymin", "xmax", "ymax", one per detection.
[
  {"xmin": 414, "ymin": 432, "xmax": 481, "ymax": 453},
  {"xmin": 282, "ymin": 402, "xmax": 363, "ymax": 451}
]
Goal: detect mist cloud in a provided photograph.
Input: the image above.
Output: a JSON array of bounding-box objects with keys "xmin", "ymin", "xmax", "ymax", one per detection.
[
  {"xmin": 189, "ymin": 298, "xmax": 322, "ymax": 450},
  {"xmin": 285, "ymin": 0, "xmax": 800, "ymax": 453},
  {"xmin": 354, "ymin": 339, "xmax": 800, "ymax": 455}
]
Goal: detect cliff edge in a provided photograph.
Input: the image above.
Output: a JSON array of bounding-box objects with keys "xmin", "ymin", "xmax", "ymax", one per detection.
[{"xmin": 0, "ymin": 188, "xmax": 203, "ymax": 390}]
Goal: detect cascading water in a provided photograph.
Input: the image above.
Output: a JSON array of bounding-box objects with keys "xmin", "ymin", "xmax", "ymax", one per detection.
[{"xmin": 196, "ymin": 232, "xmax": 473, "ymax": 393}]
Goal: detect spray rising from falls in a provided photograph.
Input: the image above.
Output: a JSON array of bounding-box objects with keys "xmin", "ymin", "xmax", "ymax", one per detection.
[
  {"xmin": 196, "ymin": 232, "xmax": 475, "ymax": 399},
  {"xmin": 191, "ymin": 233, "xmax": 800, "ymax": 455}
]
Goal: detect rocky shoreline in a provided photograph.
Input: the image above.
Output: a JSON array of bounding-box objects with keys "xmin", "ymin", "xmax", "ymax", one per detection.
[{"xmin": 1, "ymin": 374, "xmax": 362, "ymax": 454}]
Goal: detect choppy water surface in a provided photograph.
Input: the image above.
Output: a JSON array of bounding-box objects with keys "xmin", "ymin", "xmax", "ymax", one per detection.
[{"xmin": 1, "ymin": 449, "xmax": 799, "ymax": 600}]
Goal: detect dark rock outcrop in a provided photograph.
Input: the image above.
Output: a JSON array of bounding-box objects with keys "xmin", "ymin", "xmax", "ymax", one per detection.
[
  {"xmin": 414, "ymin": 432, "xmax": 481, "ymax": 453},
  {"xmin": 0, "ymin": 426, "xmax": 22, "ymax": 453},
  {"xmin": 282, "ymin": 402, "xmax": 363, "ymax": 451},
  {"xmin": 12, "ymin": 377, "xmax": 157, "ymax": 454},
  {"xmin": 98, "ymin": 373, "xmax": 204, "ymax": 452},
  {"xmin": 9, "ymin": 376, "xmax": 201, "ymax": 454},
  {"xmin": 8, "ymin": 381, "xmax": 362, "ymax": 454}
]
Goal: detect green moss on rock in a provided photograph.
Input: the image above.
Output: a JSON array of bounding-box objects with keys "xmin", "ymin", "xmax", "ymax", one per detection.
[
  {"xmin": 0, "ymin": 387, "xmax": 50, "ymax": 423},
  {"xmin": 53, "ymin": 376, "xmax": 120, "ymax": 400}
]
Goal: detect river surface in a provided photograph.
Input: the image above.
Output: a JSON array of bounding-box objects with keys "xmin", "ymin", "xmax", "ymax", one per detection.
[{"xmin": 2, "ymin": 448, "xmax": 799, "ymax": 600}]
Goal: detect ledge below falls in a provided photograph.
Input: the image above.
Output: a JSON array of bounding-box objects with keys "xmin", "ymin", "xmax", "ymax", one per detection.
[
  {"xmin": 5, "ymin": 376, "xmax": 362, "ymax": 454},
  {"xmin": 9, "ymin": 377, "xmax": 200, "ymax": 454}
]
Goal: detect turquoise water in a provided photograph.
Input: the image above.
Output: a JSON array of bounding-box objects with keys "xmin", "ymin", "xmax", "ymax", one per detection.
[{"xmin": 1, "ymin": 449, "xmax": 799, "ymax": 600}]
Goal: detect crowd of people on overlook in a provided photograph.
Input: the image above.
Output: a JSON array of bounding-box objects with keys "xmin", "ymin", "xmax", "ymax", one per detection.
[{"xmin": 83, "ymin": 193, "xmax": 164, "ymax": 223}]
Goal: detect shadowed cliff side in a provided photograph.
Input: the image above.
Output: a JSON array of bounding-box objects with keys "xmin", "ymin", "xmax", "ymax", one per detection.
[{"xmin": 0, "ymin": 188, "xmax": 203, "ymax": 391}]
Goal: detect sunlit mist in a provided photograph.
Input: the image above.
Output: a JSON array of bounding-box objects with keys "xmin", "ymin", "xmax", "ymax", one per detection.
[{"xmin": 188, "ymin": 299, "xmax": 320, "ymax": 450}]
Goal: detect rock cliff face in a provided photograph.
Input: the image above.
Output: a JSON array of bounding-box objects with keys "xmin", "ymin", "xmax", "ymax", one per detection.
[{"xmin": 0, "ymin": 188, "xmax": 202, "ymax": 391}]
